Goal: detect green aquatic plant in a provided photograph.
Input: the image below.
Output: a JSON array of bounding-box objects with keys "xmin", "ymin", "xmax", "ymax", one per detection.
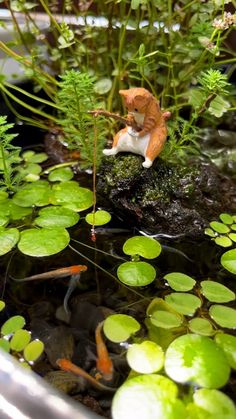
[{"xmin": 0, "ymin": 300, "xmax": 44, "ymax": 368}]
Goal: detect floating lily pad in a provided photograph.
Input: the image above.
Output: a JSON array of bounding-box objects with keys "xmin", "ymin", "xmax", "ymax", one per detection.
[
  {"xmin": 215, "ymin": 333, "xmax": 236, "ymax": 370},
  {"xmin": 210, "ymin": 221, "xmax": 230, "ymax": 234},
  {"xmin": 127, "ymin": 341, "xmax": 164, "ymax": 374},
  {"xmin": 0, "ymin": 216, "xmax": 9, "ymax": 227},
  {"xmin": 35, "ymin": 206, "xmax": 80, "ymax": 228},
  {"xmin": 85, "ymin": 210, "xmax": 111, "ymax": 226},
  {"xmin": 123, "ymin": 236, "xmax": 161, "ymax": 259},
  {"xmin": 229, "ymin": 233, "xmax": 236, "ymax": 243},
  {"xmin": 200, "ymin": 280, "xmax": 235, "ymax": 303},
  {"xmin": 231, "ymin": 224, "xmax": 236, "ymax": 231},
  {"xmin": 214, "ymin": 236, "xmax": 232, "ymax": 247},
  {"xmin": 0, "ymin": 301, "xmax": 5, "ymax": 312},
  {"xmin": 221, "ymin": 249, "xmax": 236, "ymax": 274},
  {"xmin": 165, "ymin": 334, "xmax": 230, "ymax": 389},
  {"xmin": 10, "ymin": 329, "xmax": 31, "ymax": 352},
  {"xmin": 22, "ymin": 150, "xmax": 48, "ymax": 163},
  {"xmin": 150, "ymin": 311, "xmax": 183, "ymax": 329},
  {"xmin": 0, "ymin": 338, "xmax": 10, "ymax": 352},
  {"xmin": 0, "ymin": 228, "xmax": 20, "ymax": 255},
  {"xmin": 117, "ymin": 261, "xmax": 156, "ymax": 286},
  {"xmin": 23, "ymin": 163, "xmax": 42, "ymax": 175},
  {"xmin": 18, "ymin": 227, "xmax": 70, "ymax": 256},
  {"xmin": 219, "ymin": 213, "xmax": 234, "ymax": 225},
  {"xmin": 164, "ymin": 272, "xmax": 196, "ymax": 292},
  {"xmin": 112, "ymin": 374, "xmax": 186, "ymax": 419},
  {"xmin": 0, "ymin": 200, "xmax": 32, "ymax": 221},
  {"xmin": 51, "ymin": 181, "xmax": 93, "ymax": 211},
  {"xmin": 204, "ymin": 228, "xmax": 216, "ymax": 238},
  {"xmin": 12, "ymin": 180, "xmax": 51, "ymax": 207},
  {"xmin": 23, "ymin": 340, "xmax": 44, "ymax": 362},
  {"xmin": 188, "ymin": 318, "xmax": 214, "ymax": 336},
  {"xmin": 48, "ymin": 167, "xmax": 74, "ymax": 182},
  {"xmin": 1, "ymin": 315, "xmax": 25, "ymax": 336},
  {"xmin": 103, "ymin": 314, "xmax": 140, "ymax": 343},
  {"xmin": 209, "ymin": 305, "xmax": 236, "ymax": 329},
  {"xmin": 190, "ymin": 388, "xmax": 236, "ymax": 419},
  {"xmin": 165, "ymin": 293, "xmax": 201, "ymax": 316},
  {"xmin": 0, "ymin": 191, "xmax": 8, "ymax": 200}
]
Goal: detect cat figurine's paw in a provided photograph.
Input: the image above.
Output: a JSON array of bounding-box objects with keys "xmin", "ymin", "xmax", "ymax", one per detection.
[
  {"xmin": 103, "ymin": 147, "xmax": 118, "ymax": 156},
  {"xmin": 142, "ymin": 158, "xmax": 153, "ymax": 168}
]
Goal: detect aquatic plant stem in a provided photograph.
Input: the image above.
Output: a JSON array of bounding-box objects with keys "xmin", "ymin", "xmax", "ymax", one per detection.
[
  {"xmin": 71, "ymin": 239, "xmax": 126, "ymax": 261},
  {"xmin": 69, "ymin": 244, "xmax": 148, "ymax": 300}
]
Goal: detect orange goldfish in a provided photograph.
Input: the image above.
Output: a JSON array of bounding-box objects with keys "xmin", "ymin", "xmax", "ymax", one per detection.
[
  {"xmin": 95, "ymin": 322, "xmax": 113, "ymax": 382},
  {"xmin": 12, "ymin": 265, "xmax": 87, "ymax": 282}
]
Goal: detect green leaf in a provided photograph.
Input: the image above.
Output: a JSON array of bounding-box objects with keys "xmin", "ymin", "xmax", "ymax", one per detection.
[
  {"xmin": 103, "ymin": 314, "xmax": 141, "ymax": 343},
  {"xmin": 117, "ymin": 261, "xmax": 156, "ymax": 286},
  {"xmin": 94, "ymin": 78, "xmax": 112, "ymax": 94},
  {"xmin": 0, "ymin": 191, "xmax": 8, "ymax": 201},
  {"xmin": 150, "ymin": 310, "xmax": 183, "ymax": 329},
  {"xmin": 22, "ymin": 151, "xmax": 48, "ymax": 163},
  {"xmin": 1, "ymin": 315, "xmax": 25, "ymax": 335},
  {"xmin": 214, "ymin": 236, "xmax": 232, "ymax": 247},
  {"xmin": 127, "ymin": 341, "xmax": 164, "ymax": 374},
  {"xmin": 231, "ymin": 224, "xmax": 236, "ymax": 231},
  {"xmin": 0, "ymin": 338, "xmax": 10, "ymax": 352},
  {"xmin": 112, "ymin": 375, "xmax": 186, "ymax": 419},
  {"xmin": 9, "ymin": 203, "xmax": 32, "ymax": 221},
  {"xmin": 191, "ymin": 388, "xmax": 236, "ymax": 419},
  {"xmin": 165, "ymin": 293, "xmax": 201, "ymax": 316},
  {"xmin": 219, "ymin": 213, "xmax": 234, "ymax": 225},
  {"xmin": 85, "ymin": 210, "xmax": 111, "ymax": 226},
  {"xmin": 200, "ymin": 280, "xmax": 235, "ymax": 303},
  {"xmin": 10, "ymin": 329, "xmax": 31, "ymax": 352},
  {"xmin": 229, "ymin": 233, "xmax": 236, "ymax": 243},
  {"xmin": 48, "ymin": 167, "xmax": 74, "ymax": 182},
  {"xmin": 188, "ymin": 318, "xmax": 214, "ymax": 336},
  {"xmin": 23, "ymin": 340, "xmax": 44, "ymax": 362},
  {"xmin": 18, "ymin": 227, "xmax": 70, "ymax": 257},
  {"xmin": 0, "ymin": 216, "xmax": 9, "ymax": 227},
  {"xmin": 188, "ymin": 88, "xmax": 205, "ymax": 109},
  {"xmin": 123, "ymin": 236, "xmax": 161, "ymax": 259},
  {"xmin": 204, "ymin": 228, "xmax": 216, "ymax": 238},
  {"xmin": 210, "ymin": 221, "xmax": 230, "ymax": 234},
  {"xmin": 208, "ymin": 95, "xmax": 230, "ymax": 118},
  {"xmin": 12, "ymin": 180, "xmax": 51, "ymax": 207},
  {"xmin": 215, "ymin": 333, "xmax": 236, "ymax": 370},
  {"xmin": 165, "ymin": 334, "xmax": 230, "ymax": 389},
  {"xmin": 23, "ymin": 163, "xmax": 42, "ymax": 176},
  {"xmin": 221, "ymin": 249, "xmax": 236, "ymax": 274},
  {"xmin": 35, "ymin": 206, "xmax": 80, "ymax": 228},
  {"xmin": 209, "ymin": 305, "xmax": 236, "ymax": 328},
  {"xmin": 0, "ymin": 228, "xmax": 20, "ymax": 255},
  {"xmin": 0, "ymin": 301, "xmax": 5, "ymax": 312},
  {"xmin": 164, "ymin": 272, "xmax": 196, "ymax": 292},
  {"xmin": 51, "ymin": 181, "xmax": 93, "ymax": 211}
]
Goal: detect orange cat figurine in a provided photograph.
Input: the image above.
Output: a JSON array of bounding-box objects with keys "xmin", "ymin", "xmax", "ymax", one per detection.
[{"xmin": 103, "ymin": 88, "xmax": 170, "ymax": 168}]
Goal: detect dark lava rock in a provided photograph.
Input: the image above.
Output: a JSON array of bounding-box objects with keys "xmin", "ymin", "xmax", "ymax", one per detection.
[{"xmin": 97, "ymin": 154, "xmax": 236, "ymax": 236}]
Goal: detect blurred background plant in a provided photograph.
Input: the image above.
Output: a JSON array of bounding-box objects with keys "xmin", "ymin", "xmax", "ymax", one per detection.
[{"xmin": 0, "ymin": 0, "xmax": 235, "ymax": 165}]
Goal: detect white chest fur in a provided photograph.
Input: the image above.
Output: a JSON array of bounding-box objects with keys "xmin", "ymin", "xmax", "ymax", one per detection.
[
  {"xmin": 131, "ymin": 112, "xmax": 145, "ymax": 126},
  {"xmin": 116, "ymin": 129, "xmax": 150, "ymax": 156}
]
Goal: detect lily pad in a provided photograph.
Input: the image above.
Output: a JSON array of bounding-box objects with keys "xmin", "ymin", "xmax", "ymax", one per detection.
[
  {"xmin": 22, "ymin": 150, "xmax": 48, "ymax": 163},
  {"xmin": 12, "ymin": 180, "xmax": 51, "ymax": 207},
  {"xmin": 123, "ymin": 236, "xmax": 161, "ymax": 259},
  {"xmin": 210, "ymin": 221, "xmax": 230, "ymax": 234},
  {"xmin": 18, "ymin": 227, "xmax": 70, "ymax": 257},
  {"xmin": 10, "ymin": 329, "xmax": 31, "ymax": 352},
  {"xmin": 164, "ymin": 272, "xmax": 196, "ymax": 292},
  {"xmin": 165, "ymin": 293, "xmax": 201, "ymax": 316},
  {"xmin": 204, "ymin": 228, "xmax": 216, "ymax": 238},
  {"xmin": 214, "ymin": 333, "xmax": 236, "ymax": 370},
  {"xmin": 229, "ymin": 233, "xmax": 236, "ymax": 243},
  {"xmin": 112, "ymin": 374, "xmax": 186, "ymax": 419},
  {"xmin": 48, "ymin": 167, "xmax": 74, "ymax": 182},
  {"xmin": 200, "ymin": 280, "xmax": 235, "ymax": 303},
  {"xmin": 188, "ymin": 318, "xmax": 214, "ymax": 336},
  {"xmin": 209, "ymin": 305, "xmax": 236, "ymax": 328},
  {"xmin": 103, "ymin": 314, "xmax": 140, "ymax": 343},
  {"xmin": 51, "ymin": 181, "xmax": 93, "ymax": 211},
  {"xmin": 85, "ymin": 210, "xmax": 111, "ymax": 226},
  {"xmin": 0, "ymin": 191, "xmax": 8, "ymax": 201},
  {"xmin": 190, "ymin": 388, "xmax": 236, "ymax": 419},
  {"xmin": 219, "ymin": 213, "xmax": 234, "ymax": 225},
  {"xmin": 214, "ymin": 236, "xmax": 232, "ymax": 247},
  {"xmin": 94, "ymin": 78, "xmax": 112, "ymax": 94},
  {"xmin": 127, "ymin": 341, "xmax": 164, "ymax": 373},
  {"xmin": 0, "ymin": 338, "xmax": 10, "ymax": 353},
  {"xmin": 150, "ymin": 311, "xmax": 183, "ymax": 329},
  {"xmin": 35, "ymin": 206, "xmax": 80, "ymax": 228},
  {"xmin": 0, "ymin": 301, "xmax": 5, "ymax": 312},
  {"xmin": 117, "ymin": 261, "xmax": 156, "ymax": 286},
  {"xmin": 23, "ymin": 340, "xmax": 44, "ymax": 362},
  {"xmin": 165, "ymin": 334, "xmax": 230, "ymax": 389},
  {"xmin": 1, "ymin": 315, "xmax": 25, "ymax": 335},
  {"xmin": 0, "ymin": 228, "xmax": 20, "ymax": 255},
  {"xmin": 221, "ymin": 249, "xmax": 236, "ymax": 274}
]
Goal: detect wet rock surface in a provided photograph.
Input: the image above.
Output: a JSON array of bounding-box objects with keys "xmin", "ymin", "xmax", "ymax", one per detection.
[{"xmin": 97, "ymin": 154, "xmax": 236, "ymax": 236}]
